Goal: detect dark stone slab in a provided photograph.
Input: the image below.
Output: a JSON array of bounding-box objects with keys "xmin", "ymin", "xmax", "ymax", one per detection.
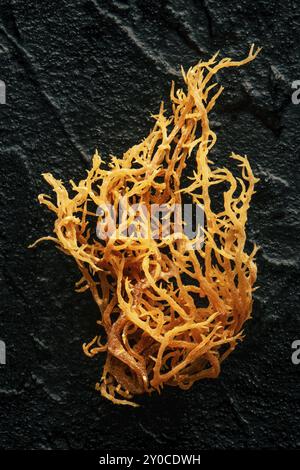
[{"xmin": 0, "ymin": 0, "xmax": 299, "ymax": 450}]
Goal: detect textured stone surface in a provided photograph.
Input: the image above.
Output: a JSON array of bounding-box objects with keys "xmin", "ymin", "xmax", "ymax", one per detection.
[{"xmin": 0, "ymin": 0, "xmax": 300, "ymax": 450}]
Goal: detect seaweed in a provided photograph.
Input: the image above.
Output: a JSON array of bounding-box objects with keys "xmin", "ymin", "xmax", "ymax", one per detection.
[{"xmin": 31, "ymin": 45, "xmax": 260, "ymax": 406}]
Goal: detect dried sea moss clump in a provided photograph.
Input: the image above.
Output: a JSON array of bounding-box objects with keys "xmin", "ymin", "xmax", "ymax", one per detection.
[{"xmin": 33, "ymin": 46, "xmax": 260, "ymax": 406}]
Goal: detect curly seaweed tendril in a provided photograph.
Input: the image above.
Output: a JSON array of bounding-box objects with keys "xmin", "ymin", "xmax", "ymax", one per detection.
[{"xmin": 31, "ymin": 45, "xmax": 261, "ymax": 407}]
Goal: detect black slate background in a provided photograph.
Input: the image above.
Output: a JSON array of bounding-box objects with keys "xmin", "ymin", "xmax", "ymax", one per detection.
[{"xmin": 0, "ymin": 0, "xmax": 300, "ymax": 450}]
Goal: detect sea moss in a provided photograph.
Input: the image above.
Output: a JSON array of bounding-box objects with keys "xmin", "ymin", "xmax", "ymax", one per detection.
[{"xmin": 32, "ymin": 45, "xmax": 260, "ymax": 406}]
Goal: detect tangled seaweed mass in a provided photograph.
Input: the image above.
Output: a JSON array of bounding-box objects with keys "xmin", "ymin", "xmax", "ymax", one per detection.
[{"xmin": 32, "ymin": 46, "xmax": 260, "ymax": 406}]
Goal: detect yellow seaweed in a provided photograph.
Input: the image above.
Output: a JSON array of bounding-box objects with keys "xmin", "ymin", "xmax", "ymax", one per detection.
[{"xmin": 32, "ymin": 45, "xmax": 260, "ymax": 406}]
